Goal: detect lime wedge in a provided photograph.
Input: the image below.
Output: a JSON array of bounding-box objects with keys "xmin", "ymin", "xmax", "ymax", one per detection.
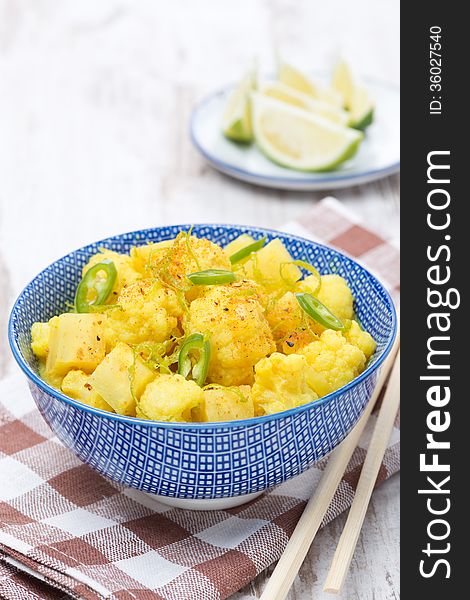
[
  {"xmin": 349, "ymin": 84, "xmax": 374, "ymax": 130},
  {"xmin": 222, "ymin": 72, "xmax": 256, "ymax": 142},
  {"xmin": 260, "ymin": 81, "xmax": 349, "ymax": 126},
  {"xmin": 251, "ymin": 93, "xmax": 363, "ymax": 172},
  {"xmin": 332, "ymin": 59, "xmax": 374, "ymax": 129},
  {"xmin": 332, "ymin": 58, "xmax": 355, "ymax": 108},
  {"xmin": 278, "ymin": 61, "xmax": 343, "ymax": 107}
]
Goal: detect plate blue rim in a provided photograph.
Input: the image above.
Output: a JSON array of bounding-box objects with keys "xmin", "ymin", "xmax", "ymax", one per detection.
[
  {"xmin": 8, "ymin": 223, "xmax": 398, "ymax": 431},
  {"xmin": 189, "ymin": 78, "xmax": 400, "ymax": 188}
]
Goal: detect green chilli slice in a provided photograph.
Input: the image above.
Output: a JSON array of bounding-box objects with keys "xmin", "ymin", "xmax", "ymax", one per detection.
[
  {"xmin": 295, "ymin": 292, "xmax": 344, "ymax": 331},
  {"xmin": 187, "ymin": 269, "xmax": 236, "ymax": 286},
  {"xmin": 229, "ymin": 236, "xmax": 267, "ymax": 265},
  {"xmin": 177, "ymin": 333, "xmax": 211, "ymax": 387}
]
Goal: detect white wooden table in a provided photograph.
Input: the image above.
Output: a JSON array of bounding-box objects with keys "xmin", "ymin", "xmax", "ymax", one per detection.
[{"xmin": 0, "ymin": 1, "xmax": 399, "ymax": 598}]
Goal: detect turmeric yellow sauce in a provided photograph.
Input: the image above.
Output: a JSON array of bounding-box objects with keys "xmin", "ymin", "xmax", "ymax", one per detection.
[{"xmin": 31, "ymin": 232, "xmax": 376, "ymax": 422}]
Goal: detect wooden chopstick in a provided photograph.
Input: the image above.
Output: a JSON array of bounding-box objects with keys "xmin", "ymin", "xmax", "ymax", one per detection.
[
  {"xmin": 323, "ymin": 348, "xmax": 400, "ymax": 594},
  {"xmin": 259, "ymin": 330, "xmax": 400, "ymax": 600}
]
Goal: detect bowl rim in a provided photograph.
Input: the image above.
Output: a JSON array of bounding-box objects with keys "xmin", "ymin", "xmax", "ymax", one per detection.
[{"xmin": 8, "ymin": 222, "xmax": 397, "ymax": 430}]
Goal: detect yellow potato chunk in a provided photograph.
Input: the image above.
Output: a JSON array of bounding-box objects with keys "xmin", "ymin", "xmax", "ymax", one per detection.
[
  {"xmin": 103, "ymin": 279, "xmax": 182, "ymax": 352},
  {"xmin": 343, "ymin": 320, "xmax": 376, "ymax": 360},
  {"xmin": 184, "ymin": 285, "xmax": 275, "ymax": 386},
  {"xmin": 223, "ymin": 234, "xmax": 255, "ymax": 258},
  {"xmin": 131, "ymin": 241, "xmax": 174, "ymax": 275},
  {"xmin": 82, "ymin": 249, "xmax": 141, "ymax": 301},
  {"xmin": 61, "ymin": 370, "xmax": 114, "ymax": 412},
  {"xmin": 45, "ymin": 313, "xmax": 106, "ymax": 380},
  {"xmin": 300, "ymin": 329, "xmax": 366, "ymax": 397},
  {"xmin": 137, "ymin": 374, "xmax": 203, "ymax": 422},
  {"xmin": 31, "ymin": 317, "xmax": 58, "ymax": 359},
  {"xmin": 88, "ymin": 342, "xmax": 155, "ymax": 416},
  {"xmin": 252, "ymin": 353, "xmax": 318, "ymax": 416},
  {"xmin": 197, "ymin": 385, "xmax": 253, "ymax": 422},
  {"xmin": 316, "ymin": 275, "xmax": 354, "ymax": 321},
  {"xmin": 239, "ymin": 239, "xmax": 301, "ymax": 289}
]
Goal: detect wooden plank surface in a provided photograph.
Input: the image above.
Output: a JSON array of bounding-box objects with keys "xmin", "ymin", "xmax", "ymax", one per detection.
[{"xmin": 0, "ymin": 1, "xmax": 400, "ymax": 598}]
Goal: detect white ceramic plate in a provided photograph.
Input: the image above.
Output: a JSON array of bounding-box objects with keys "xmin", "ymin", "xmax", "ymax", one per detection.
[{"xmin": 190, "ymin": 77, "xmax": 400, "ymax": 191}]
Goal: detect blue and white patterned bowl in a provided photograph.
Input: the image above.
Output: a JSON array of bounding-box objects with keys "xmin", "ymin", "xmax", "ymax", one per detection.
[{"xmin": 9, "ymin": 224, "xmax": 396, "ymax": 509}]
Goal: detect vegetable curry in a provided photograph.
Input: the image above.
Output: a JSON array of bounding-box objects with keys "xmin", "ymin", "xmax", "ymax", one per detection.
[{"xmin": 31, "ymin": 231, "xmax": 376, "ymax": 422}]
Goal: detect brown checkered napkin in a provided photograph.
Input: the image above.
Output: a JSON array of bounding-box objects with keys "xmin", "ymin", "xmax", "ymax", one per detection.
[{"xmin": 0, "ymin": 198, "xmax": 400, "ymax": 600}]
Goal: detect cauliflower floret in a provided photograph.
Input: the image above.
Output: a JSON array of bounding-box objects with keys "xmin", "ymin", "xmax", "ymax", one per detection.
[
  {"xmin": 82, "ymin": 249, "xmax": 141, "ymax": 301},
  {"xmin": 184, "ymin": 285, "xmax": 275, "ymax": 386},
  {"xmin": 300, "ymin": 329, "xmax": 366, "ymax": 397},
  {"xmin": 296, "ymin": 273, "xmax": 321, "ymax": 295},
  {"xmin": 137, "ymin": 374, "xmax": 203, "ymax": 422},
  {"xmin": 266, "ymin": 292, "xmax": 304, "ymax": 342},
  {"xmin": 153, "ymin": 233, "xmax": 231, "ymax": 292},
  {"xmin": 105, "ymin": 279, "xmax": 183, "ymax": 352},
  {"xmin": 31, "ymin": 317, "xmax": 58, "ymax": 359},
  {"xmin": 200, "ymin": 279, "xmax": 268, "ymax": 309},
  {"xmin": 104, "ymin": 279, "xmax": 182, "ymax": 352},
  {"xmin": 61, "ymin": 370, "xmax": 113, "ymax": 412},
  {"xmin": 316, "ymin": 275, "xmax": 354, "ymax": 321},
  {"xmin": 293, "ymin": 274, "xmax": 354, "ymax": 337},
  {"xmin": 196, "ymin": 385, "xmax": 254, "ymax": 422},
  {"xmin": 266, "ymin": 291, "xmax": 326, "ymax": 346},
  {"xmin": 118, "ymin": 278, "xmax": 184, "ymax": 320},
  {"xmin": 252, "ymin": 353, "xmax": 318, "ymax": 416},
  {"xmin": 282, "ymin": 329, "xmax": 318, "ymax": 354},
  {"xmin": 343, "ymin": 320, "xmax": 376, "ymax": 360}
]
